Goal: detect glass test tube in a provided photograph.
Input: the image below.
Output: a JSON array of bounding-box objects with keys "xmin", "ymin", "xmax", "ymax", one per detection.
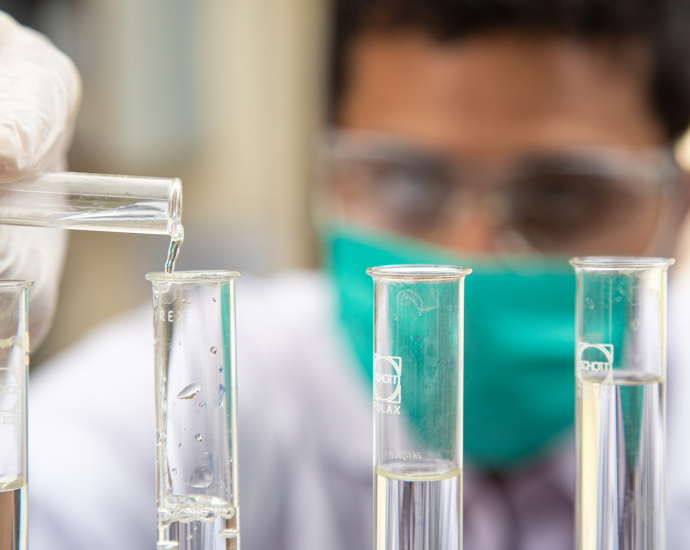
[
  {"xmin": 0, "ymin": 172, "xmax": 183, "ymax": 238},
  {"xmin": 0, "ymin": 281, "xmax": 31, "ymax": 550},
  {"xmin": 571, "ymin": 257, "xmax": 674, "ymax": 550},
  {"xmin": 368, "ymin": 265, "xmax": 471, "ymax": 550},
  {"xmin": 147, "ymin": 271, "xmax": 241, "ymax": 550}
]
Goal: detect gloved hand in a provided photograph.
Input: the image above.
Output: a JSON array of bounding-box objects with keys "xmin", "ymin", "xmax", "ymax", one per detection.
[{"xmin": 0, "ymin": 12, "xmax": 82, "ymax": 347}]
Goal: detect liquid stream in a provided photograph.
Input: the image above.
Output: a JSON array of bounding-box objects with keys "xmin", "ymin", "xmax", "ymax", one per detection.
[
  {"xmin": 577, "ymin": 370, "xmax": 664, "ymax": 550},
  {"xmin": 375, "ymin": 467, "xmax": 462, "ymax": 550},
  {"xmin": 165, "ymin": 238, "xmax": 182, "ymax": 273}
]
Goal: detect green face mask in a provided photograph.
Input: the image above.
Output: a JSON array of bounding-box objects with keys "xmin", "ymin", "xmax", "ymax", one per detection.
[{"xmin": 321, "ymin": 224, "xmax": 576, "ymax": 471}]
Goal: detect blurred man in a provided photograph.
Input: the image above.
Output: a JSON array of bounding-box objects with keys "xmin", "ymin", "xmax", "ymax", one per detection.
[{"xmin": 19, "ymin": 1, "xmax": 690, "ymax": 550}]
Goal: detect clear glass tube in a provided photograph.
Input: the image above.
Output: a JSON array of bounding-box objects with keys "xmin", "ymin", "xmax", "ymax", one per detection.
[
  {"xmin": 367, "ymin": 264, "xmax": 471, "ymax": 550},
  {"xmin": 147, "ymin": 271, "xmax": 241, "ymax": 550},
  {"xmin": 0, "ymin": 172, "xmax": 183, "ymax": 238},
  {"xmin": 571, "ymin": 256, "xmax": 674, "ymax": 550},
  {"xmin": 0, "ymin": 281, "xmax": 31, "ymax": 550}
]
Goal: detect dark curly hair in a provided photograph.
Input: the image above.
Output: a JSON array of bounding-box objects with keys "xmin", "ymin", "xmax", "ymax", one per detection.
[{"xmin": 330, "ymin": 0, "xmax": 690, "ymax": 142}]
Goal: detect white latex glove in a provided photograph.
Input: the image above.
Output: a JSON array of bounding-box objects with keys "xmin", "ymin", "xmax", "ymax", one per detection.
[{"xmin": 0, "ymin": 12, "xmax": 82, "ymax": 348}]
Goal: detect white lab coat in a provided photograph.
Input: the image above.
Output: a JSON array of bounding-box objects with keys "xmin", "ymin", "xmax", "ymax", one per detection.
[{"xmin": 26, "ymin": 270, "xmax": 690, "ymax": 550}]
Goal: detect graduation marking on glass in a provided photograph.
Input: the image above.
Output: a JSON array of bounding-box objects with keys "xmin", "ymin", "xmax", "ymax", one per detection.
[
  {"xmin": 147, "ymin": 271, "xmax": 241, "ymax": 550},
  {"xmin": 368, "ymin": 265, "xmax": 471, "ymax": 550},
  {"xmin": 571, "ymin": 256, "xmax": 673, "ymax": 550}
]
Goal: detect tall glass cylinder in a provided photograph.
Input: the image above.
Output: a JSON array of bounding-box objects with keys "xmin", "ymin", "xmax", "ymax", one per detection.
[
  {"xmin": 571, "ymin": 257, "xmax": 673, "ymax": 550},
  {"xmin": 0, "ymin": 281, "xmax": 31, "ymax": 550},
  {"xmin": 147, "ymin": 271, "xmax": 241, "ymax": 550},
  {"xmin": 367, "ymin": 265, "xmax": 471, "ymax": 550}
]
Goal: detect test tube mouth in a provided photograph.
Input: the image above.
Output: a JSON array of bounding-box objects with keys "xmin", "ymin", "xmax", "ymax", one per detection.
[
  {"xmin": 146, "ymin": 270, "xmax": 241, "ymax": 282},
  {"xmin": 367, "ymin": 264, "xmax": 472, "ymax": 281},
  {"xmin": 0, "ymin": 281, "xmax": 33, "ymax": 289},
  {"xmin": 569, "ymin": 256, "xmax": 675, "ymax": 270},
  {"xmin": 167, "ymin": 178, "xmax": 184, "ymax": 240}
]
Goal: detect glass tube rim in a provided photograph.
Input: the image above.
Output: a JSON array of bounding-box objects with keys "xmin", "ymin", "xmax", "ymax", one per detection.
[
  {"xmin": 0, "ymin": 280, "xmax": 33, "ymax": 289},
  {"xmin": 569, "ymin": 256, "xmax": 675, "ymax": 270},
  {"xmin": 169, "ymin": 177, "xmax": 182, "ymax": 225},
  {"xmin": 367, "ymin": 264, "xmax": 472, "ymax": 281},
  {"xmin": 146, "ymin": 270, "xmax": 241, "ymax": 282}
]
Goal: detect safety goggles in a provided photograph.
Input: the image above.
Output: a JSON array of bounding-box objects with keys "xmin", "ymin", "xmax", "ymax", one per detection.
[{"xmin": 322, "ymin": 130, "xmax": 681, "ymax": 254}]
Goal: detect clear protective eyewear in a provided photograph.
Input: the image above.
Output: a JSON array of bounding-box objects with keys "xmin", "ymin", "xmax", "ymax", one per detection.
[{"xmin": 322, "ymin": 130, "xmax": 682, "ymax": 255}]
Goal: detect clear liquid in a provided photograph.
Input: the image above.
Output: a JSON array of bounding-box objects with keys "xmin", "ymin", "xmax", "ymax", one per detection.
[
  {"xmin": 576, "ymin": 371, "xmax": 664, "ymax": 550},
  {"xmin": 164, "ymin": 221, "xmax": 184, "ymax": 273},
  {"xmin": 165, "ymin": 238, "xmax": 182, "ymax": 273},
  {"xmin": 375, "ymin": 467, "xmax": 462, "ymax": 550},
  {"xmin": 0, "ymin": 477, "xmax": 27, "ymax": 550},
  {"xmin": 158, "ymin": 495, "xmax": 238, "ymax": 550}
]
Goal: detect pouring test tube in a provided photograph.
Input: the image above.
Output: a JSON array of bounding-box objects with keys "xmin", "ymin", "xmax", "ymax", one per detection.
[
  {"xmin": 571, "ymin": 257, "xmax": 674, "ymax": 550},
  {"xmin": 0, "ymin": 281, "xmax": 31, "ymax": 550},
  {"xmin": 148, "ymin": 271, "xmax": 241, "ymax": 550},
  {"xmin": 368, "ymin": 265, "xmax": 471, "ymax": 550},
  {"xmin": 0, "ymin": 172, "xmax": 183, "ymax": 238}
]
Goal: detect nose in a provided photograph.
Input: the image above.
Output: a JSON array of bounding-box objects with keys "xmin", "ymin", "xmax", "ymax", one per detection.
[{"xmin": 435, "ymin": 205, "xmax": 500, "ymax": 253}]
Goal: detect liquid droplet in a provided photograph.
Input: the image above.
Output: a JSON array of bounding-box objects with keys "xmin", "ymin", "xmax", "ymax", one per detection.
[
  {"xmin": 177, "ymin": 508, "xmax": 194, "ymax": 522},
  {"xmin": 585, "ymin": 297, "xmax": 595, "ymax": 310},
  {"xmin": 195, "ymin": 433, "xmax": 203, "ymax": 442},
  {"xmin": 198, "ymin": 401, "xmax": 205, "ymax": 408},
  {"xmin": 212, "ymin": 297, "xmax": 216, "ymax": 303},
  {"xmin": 199, "ymin": 507, "xmax": 217, "ymax": 522},
  {"xmin": 219, "ymin": 528, "xmax": 238, "ymax": 538},
  {"xmin": 210, "ymin": 347, "xmax": 217, "ymax": 355},
  {"xmin": 177, "ymin": 383, "xmax": 201, "ymax": 400},
  {"xmin": 158, "ymin": 508, "xmax": 174, "ymax": 528},
  {"xmin": 172, "ymin": 468, "xmax": 177, "ymax": 475},
  {"xmin": 203, "ymin": 451, "xmax": 209, "ymax": 455},
  {"xmin": 217, "ymin": 384, "xmax": 226, "ymax": 407},
  {"xmin": 189, "ymin": 466, "xmax": 213, "ymax": 488},
  {"xmin": 178, "ymin": 443, "xmax": 183, "ymax": 448}
]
